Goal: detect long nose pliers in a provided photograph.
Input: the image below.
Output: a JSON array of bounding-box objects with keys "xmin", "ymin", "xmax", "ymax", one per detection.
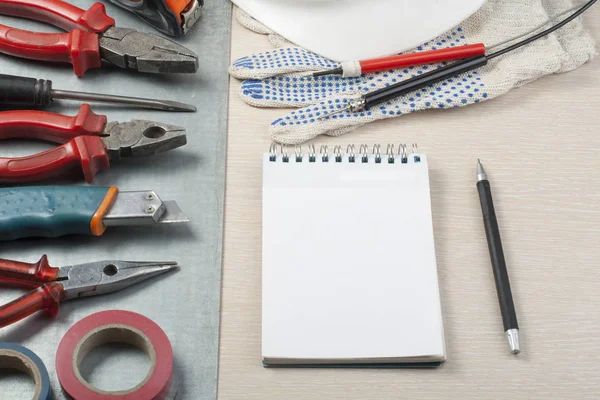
[
  {"xmin": 0, "ymin": 104, "xmax": 187, "ymax": 183},
  {"xmin": 0, "ymin": 255, "xmax": 178, "ymax": 328},
  {"xmin": 0, "ymin": 0, "xmax": 199, "ymax": 76}
]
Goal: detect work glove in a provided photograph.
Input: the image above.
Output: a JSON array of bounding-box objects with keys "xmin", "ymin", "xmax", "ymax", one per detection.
[{"xmin": 229, "ymin": 0, "xmax": 596, "ymax": 144}]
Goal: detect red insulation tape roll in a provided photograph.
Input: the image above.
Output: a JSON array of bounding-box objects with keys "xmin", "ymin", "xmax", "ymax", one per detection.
[{"xmin": 56, "ymin": 310, "xmax": 175, "ymax": 400}]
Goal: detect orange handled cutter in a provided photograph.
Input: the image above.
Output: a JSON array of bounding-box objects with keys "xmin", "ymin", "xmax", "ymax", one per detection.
[
  {"xmin": 107, "ymin": 0, "xmax": 203, "ymax": 36},
  {"xmin": 0, "ymin": 185, "xmax": 189, "ymax": 241}
]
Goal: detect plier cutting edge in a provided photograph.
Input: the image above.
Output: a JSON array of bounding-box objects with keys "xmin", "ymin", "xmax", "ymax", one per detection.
[
  {"xmin": 0, "ymin": 104, "xmax": 187, "ymax": 183},
  {"xmin": 0, "ymin": 0, "xmax": 199, "ymax": 76},
  {"xmin": 0, "ymin": 255, "xmax": 178, "ymax": 328}
]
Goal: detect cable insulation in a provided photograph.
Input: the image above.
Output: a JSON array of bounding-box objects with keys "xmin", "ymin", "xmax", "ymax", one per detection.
[
  {"xmin": 487, "ymin": 0, "xmax": 596, "ymax": 59},
  {"xmin": 487, "ymin": 4, "xmax": 582, "ymax": 50}
]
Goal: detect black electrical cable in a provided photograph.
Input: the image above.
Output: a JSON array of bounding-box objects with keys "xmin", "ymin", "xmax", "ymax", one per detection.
[{"xmin": 487, "ymin": 0, "xmax": 597, "ymax": 59}]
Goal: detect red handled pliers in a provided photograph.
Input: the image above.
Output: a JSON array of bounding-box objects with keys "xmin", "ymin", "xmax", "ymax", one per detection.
[
  {"xmin": 0, "ymin": 0, "xmax": 199, "ymax": 76},
  {"xmin": 0, "ymin": 104, "xmax": 187, "ymax": 183},
  {"xmin": 0, "ymin": 255, "xmax": 178, "ymax": 328}
]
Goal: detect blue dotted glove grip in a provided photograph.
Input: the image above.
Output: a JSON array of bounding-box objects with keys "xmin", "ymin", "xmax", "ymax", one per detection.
[{"xmin": 0, "ymin": 186, "xmax": 110, "ymax": 240}]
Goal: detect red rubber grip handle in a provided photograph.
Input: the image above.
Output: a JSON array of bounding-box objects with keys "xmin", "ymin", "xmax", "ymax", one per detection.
[
  {"xmin": 0, "ymin": 104, "xmax": 107, "ymax": 143},
  {"xmin": 0, "ymin": 0, "xmax": 115, "ymax": 33},
  {"xmin": 0, "ymin": 255, "xmax": 59, "ymax": 288},
  {"xmin": 0, "ymin": 136, "xmax": 110, "ymax": 183},
  {"xmin": 360, "ymin": 43, "xmax": 487, "ymax": 74},
  {"xmin": 0, "ymin": 24, "xmax": 102, "ymax": 76},
  {"xmin": 0, "ymin": 282, "xmax": 65, "ymax": 328}
]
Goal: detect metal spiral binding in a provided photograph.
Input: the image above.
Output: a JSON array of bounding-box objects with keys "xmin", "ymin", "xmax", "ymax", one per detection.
[
  {"xmin": 359, "ymin": 144, "xmax": 369, "ymax": 163},
  {"xmin": 268, "ymin": 143, "xmax": 420, "ymax": 163},
  {"xmin": 412, "ymin": 143, "xmax": 421, "ymax": 162},
  {"xmin": 269, "ymin": 143, "xmax": 277, "ymax": 162},
  {"xmin": 295, "ymin": 145, "xmax": 303, "ymax": 162},
  {"xmin": 372, "ymin": 144, "xmax": 381, "ymax": 164},
  {"xmin": 281, "ymin": 144, "xmax": 289, "ymax": 163},
  {"xmin": 399, "ymin": 144, "xmax": 408, "ymax": 164},
  {"xmin": 320, "ymin": 145, "xmax": 329, "ymax": 162},
  {"xmin": 386, "ymin": 144, "xmax": 395, "ymax": 163},
  {"xmin": 334, "ymin": 146, "xmax": 343, "ymax": 162},
  {"xmin": 347, "ymin": 144, "xmax": 356, "ymax": 163}
]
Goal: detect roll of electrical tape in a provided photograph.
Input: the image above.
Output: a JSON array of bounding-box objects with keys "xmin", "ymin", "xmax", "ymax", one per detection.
[
  {"xmin": 0, "ymin": 342, "xmax": 51, "ymax": 400},
  {"xmin": 56, "ymin": 310, "xmax": 176, "ymax": 400}
]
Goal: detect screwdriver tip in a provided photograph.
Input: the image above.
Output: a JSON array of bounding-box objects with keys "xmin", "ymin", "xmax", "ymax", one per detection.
[{"xmin": 160, "ymin": 101, "xmax": 197, "ymax": 112}]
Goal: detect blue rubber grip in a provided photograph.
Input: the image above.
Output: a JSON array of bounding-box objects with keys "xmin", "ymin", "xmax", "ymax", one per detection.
[{"xmin": 0, "ymin": 186, "xmax": 111, "ymax": 240}]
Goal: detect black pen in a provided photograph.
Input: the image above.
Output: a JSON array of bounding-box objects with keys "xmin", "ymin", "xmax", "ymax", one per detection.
[{"xmin": 476, "ymin": 160, "xmax": 520, "ymax": 354}]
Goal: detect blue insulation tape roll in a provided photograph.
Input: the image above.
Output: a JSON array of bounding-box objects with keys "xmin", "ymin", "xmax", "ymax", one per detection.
[{"xmin": 0, "ymin": 342, "xmax": 51, "ymax": 400}]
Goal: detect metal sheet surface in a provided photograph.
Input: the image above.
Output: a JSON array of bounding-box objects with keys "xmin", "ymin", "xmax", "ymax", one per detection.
[{"xmin": 0, "ymin": 1, "xmax": 231, "ymax": 399}]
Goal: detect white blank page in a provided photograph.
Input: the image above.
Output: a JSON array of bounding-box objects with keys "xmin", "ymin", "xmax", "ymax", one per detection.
[{"xmin": 262, "ymin": 153, "xmax": 445, "ymax": 362}]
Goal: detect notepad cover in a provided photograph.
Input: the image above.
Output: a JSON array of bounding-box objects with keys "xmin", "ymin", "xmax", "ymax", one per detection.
[{"xmin": 262, "ymin": 152, "xmax": 445, "ymax": 366}]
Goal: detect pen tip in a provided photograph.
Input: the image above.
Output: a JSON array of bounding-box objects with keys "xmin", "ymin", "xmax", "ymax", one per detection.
[{"xmin": 476, "ymin": 159, "xmax": 487, "ymax": 181}]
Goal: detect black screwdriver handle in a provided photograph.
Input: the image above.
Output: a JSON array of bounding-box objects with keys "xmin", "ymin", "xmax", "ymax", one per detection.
[
  {"xmin": 364, "ymin": 54, "xmax": 489, "ymax": 109},
  {"xmin": 0, "ymin": 74, "xmax": 53, "ymax": 107},
  {"xmin": 477, "ymin": 179, "xmax": 519, "ymax": 331}
]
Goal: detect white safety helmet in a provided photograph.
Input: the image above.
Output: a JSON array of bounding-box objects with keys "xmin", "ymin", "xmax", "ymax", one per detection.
[{"xmin": 231, "ymin": 0, "xmax": 486, "ymax": 61}]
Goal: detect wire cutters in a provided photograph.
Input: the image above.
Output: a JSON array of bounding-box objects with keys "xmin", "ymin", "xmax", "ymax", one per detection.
[
  {"xmin": 0, "ymin": 255, "xmax": 177, "ymax": 328},
  {"xmin": 0, "ymin": 104, "xmax": 187, "ymax": 183},
  {"xmin": 0, "ymin": 0, "xmax": 199, "ymax": 76}
]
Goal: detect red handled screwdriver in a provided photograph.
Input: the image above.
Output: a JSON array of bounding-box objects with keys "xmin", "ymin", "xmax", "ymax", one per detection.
[{"xmin": 313, "ymin": 44, "xmax": 486, "ymax": 78}]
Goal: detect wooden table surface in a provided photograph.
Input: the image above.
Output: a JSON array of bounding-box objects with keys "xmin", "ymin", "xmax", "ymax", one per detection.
[{"xmin": 219, "ymin": 8, "xmax": 600, "ymax": 399}]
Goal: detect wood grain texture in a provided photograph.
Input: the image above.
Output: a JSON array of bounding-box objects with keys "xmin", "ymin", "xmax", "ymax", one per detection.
[{"xmin": 219, "ymin": 8, "xmax": 600, "ymax": 400}]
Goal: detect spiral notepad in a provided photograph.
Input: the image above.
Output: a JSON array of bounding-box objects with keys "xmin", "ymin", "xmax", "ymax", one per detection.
[{"xmin": 262, "ymin": 144, "xmax": 446, "ymax": 367}]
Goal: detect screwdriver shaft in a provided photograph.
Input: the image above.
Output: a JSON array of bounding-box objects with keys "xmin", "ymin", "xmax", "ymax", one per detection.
[
  {"xmin": 52, "ymin": 89, "xmax": 196, "ymax": 112},
  {"xmin": 0, "ymin": 74, "xmax": 196, "ymax": 112}
]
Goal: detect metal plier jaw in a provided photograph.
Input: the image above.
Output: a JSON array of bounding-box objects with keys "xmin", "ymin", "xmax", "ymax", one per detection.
[
  {"xmin": 0, "ymin": 0, "xmax": 199, "ymax": 76},
  {"xmin": 0, "ymin": 256, "xmax": 178, "ymax": 328},
  {"xmin": 102, "ymin": 120, "xmax": 187, "ymax": 160},
  {"xmin": 59, "ymin": 260, "xmax": 178, "ymax": 300},
  {"xmin": 99, "ymin": 27, "xmax": 199, "ymax": 74}
]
